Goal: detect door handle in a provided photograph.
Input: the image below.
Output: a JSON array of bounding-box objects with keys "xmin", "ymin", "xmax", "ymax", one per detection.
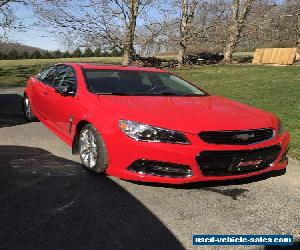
[{"xmin": 43, "ymin": 91, "xmax": 49, "ymax": 95}]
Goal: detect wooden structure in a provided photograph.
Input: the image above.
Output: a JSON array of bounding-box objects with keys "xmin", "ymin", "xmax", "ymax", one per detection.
[{"xmin": 252, "ymin": 48, "xmax": 297, "ymax": 65}]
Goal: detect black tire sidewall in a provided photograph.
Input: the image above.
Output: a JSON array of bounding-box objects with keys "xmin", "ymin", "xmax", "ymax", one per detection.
[
  {"xmin": 23, "ymin": 95, "xmax": 36, "ymax": 122},
  {"xmin": 79, "ymin": 124, "xmax": 108, "ymax": 173}
]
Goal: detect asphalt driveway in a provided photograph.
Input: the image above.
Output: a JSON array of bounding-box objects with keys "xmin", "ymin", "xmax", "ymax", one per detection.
[{"xmin": 0, "ymin": 88, "xmax": 299, "ymax": 250}]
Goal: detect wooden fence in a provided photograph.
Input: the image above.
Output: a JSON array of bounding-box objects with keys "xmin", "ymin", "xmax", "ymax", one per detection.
[{"xmin": 252, "ymin": 48, "xmax": 297, "ymax": 65}]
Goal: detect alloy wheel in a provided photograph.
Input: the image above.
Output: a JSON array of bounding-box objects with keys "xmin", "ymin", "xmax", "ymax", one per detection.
[
  {"xmin": 24, "ymin": 96, "xmax": 32, "ymax": 120},
  {"xmin": 79, "ymin": 128, "xmax": 98, "ymax": 169}
]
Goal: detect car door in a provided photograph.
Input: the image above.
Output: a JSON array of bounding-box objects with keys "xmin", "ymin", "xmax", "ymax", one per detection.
[
  {"xmin": 36, "ymin": 66, "xmax": 57, "ymax": 122},
  {"xmin": 49, "ymin": 65, "xmax": 78, "ymax": 138},
  {"xmin": 29, "ymin": 66, "xmax": 53, "ymax": 117}
]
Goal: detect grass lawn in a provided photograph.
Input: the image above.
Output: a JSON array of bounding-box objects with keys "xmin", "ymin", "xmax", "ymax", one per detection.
[
  {"xmin": 0, "ymin": 57, "xmax": 122, "ymax": 88},
  {"xmin": 0, "ymin": 58, "xmax": 299, "ymax": 159}
]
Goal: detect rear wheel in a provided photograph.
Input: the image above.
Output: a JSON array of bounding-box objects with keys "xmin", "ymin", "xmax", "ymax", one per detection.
[
  {"xmin": 23, "ymin": 95, "xmax": 37, "ymax": 122},
  {"xmin": 79, "ymin": 124, "xmax": 108, "ymax": 173}
]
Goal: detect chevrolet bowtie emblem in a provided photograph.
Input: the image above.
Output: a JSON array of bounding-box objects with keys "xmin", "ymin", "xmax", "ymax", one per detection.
[{"xmin": 233, "ymin": 133, "xmax": 255, "ymax": 141}]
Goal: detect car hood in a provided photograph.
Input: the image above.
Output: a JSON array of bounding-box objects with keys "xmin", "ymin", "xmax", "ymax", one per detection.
[{"xmin": 97, "ymin": 95, "xmax": 278, "ymax": 134}]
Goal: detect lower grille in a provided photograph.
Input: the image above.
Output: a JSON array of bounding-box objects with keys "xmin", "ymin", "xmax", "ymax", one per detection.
[
  {"xmin": 196, "ymin": 145, "xmax": 281, "ymax": 176},
  {"xmin": 128, "ymin": 160, "xmax": 193, "ymax": 178}
]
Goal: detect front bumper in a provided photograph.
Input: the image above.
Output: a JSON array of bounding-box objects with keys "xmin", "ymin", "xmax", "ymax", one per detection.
[{"xmin": 105, "ymin": 130, "xmax": 290, "ymax": 184}]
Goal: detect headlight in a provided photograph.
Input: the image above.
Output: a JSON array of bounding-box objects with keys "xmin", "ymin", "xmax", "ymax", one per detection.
[
  {"xmin": 278, "ymin": 120, "xmax": 285, "ymax": 136},
  {"xmin": 119, "ymin": 120, "xmax": 190, "ymax": 144}
]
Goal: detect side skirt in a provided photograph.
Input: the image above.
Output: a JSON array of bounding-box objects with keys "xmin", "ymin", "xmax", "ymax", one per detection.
[{"xmin": 35, "ymin": 112, "xmax": 73, "ymax": 147}]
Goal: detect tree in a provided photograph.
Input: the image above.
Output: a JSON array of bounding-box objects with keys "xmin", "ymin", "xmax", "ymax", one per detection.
[
  {"xmin": 63, "ymin": 51, "xmax": 71, "ymax": 58},
  {"xmin": 0, "ymin": 0, "xmax": 26, "ymax": 41},
  {"xmin": 73, "ymin": 47, "xmax": 82, "ymax": 58},
  {"xmin": 150, "ymin": 0, "xmax": 284, "ymax": 56},
  {"xmin": 42, "ymin": 50, "xmax": 52, "ymax": 59},
  {"xmin": 83, "ymin": 47, "xmax": 94, "ymax": 57},
  {"xmin": 31, "ymin": 49, "xmax": 41, "ymax": 59},
  {"xmin": 101, "ymin": 50, "xmax": 109, "ymax": 57},
  {"xmin": 21, "ymin": 50, "xmax": 29, "ymax": 59},
  {"xmin": 120, "ymin": 0, "xmax": 139, "ymax": 64},
  {"xmin": 277, "ymin": 0, "xmax": 300, "ymax": 48},
  {"xmin": 177, "ymin": 0, "xmax": 198, "ymax": 65},
  {"xmin": 94, "ymin": 47, "xmax": 102, "ymax": 57},
  {"xmin": 110, "ymin": 48, "xmax": 123, "ymax": 57},
  {"xmin": 7, "ymin": 49, "xmax": 18, "ymax": 59},
  {"xmin": 32, "ymin": 0, "xmax": 158, "ymax": 65},
  {"xmin": 53, "ymin": 50, "xmax": 62, "ymax": 58},
  {"xmin": 223, "ymin": 0, "xmax": 256, "ymax": 63}
]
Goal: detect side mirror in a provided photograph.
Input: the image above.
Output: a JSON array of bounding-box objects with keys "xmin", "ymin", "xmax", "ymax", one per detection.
[{"xmin": 55, "ymin": 85, "xmax": 75, "ymax": 96}]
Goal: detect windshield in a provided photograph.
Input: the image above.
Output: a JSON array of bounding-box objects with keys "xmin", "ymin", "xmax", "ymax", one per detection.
[{"xmin": 83, "ymin": 69, "xmax": 207, "ymax": 96}]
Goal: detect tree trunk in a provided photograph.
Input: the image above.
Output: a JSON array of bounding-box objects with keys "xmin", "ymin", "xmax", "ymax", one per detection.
[
  {"xmin": 177, "ymin": 0, "xmax": 197, "ymax": 65},
  {"xmin": 122, "ymin": 0, "xmax": 139, "ymax": 65},
  {"xmin": 177, "ymin": 43, "xmax": 186, "ymax": 65},
  {"xmin": 223, "ymin": 25, "xmax": 239, "ymax": 63},
  {"xmin": 123, "ymin": 41, "xmax": 133, "ymax": 65},
  {"xmin": 223, "ymin": 0, "xmax": 256, "ymax": 63},
  {"xmin": 123, "ymin": 33, "xmax": 135, "ymax": 65},
  {"xmin": 178, "ymin": 0, "xmax": 188, "ymax": 65},
  {"xmin": 223, "ymin": 0, "xmax": 239, "ymax": 63},
  {"xmin": 223, "ymin": 43, "xmax": 235, "ymax": 63}
]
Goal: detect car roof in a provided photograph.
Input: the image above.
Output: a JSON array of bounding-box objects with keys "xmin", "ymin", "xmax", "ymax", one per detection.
[{"xmin": 64, "ymin": 63, "xmax": 167, "ymax": 73}]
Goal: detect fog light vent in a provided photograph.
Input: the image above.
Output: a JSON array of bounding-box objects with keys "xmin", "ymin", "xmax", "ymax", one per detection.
[{"xmin": 128, "ymin": 160, "xmax": 193, "ymax": 178}]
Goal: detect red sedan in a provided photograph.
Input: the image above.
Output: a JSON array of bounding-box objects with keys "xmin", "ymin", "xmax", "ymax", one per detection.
[{"xmin": 23, "ymin": 63, "xmax": 290, "ymax": 184}]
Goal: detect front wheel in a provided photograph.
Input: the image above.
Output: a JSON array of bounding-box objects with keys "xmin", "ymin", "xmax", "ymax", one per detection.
[
  {"xmin": 23, "ymin": 95, "xmax": 37, "ymax": 122},
  {"xmin": 78, "ymin": 124, "xmax": 108, "ymax": 173}
]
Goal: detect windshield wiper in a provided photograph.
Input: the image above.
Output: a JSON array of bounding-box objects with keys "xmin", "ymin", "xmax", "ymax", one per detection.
[
  {"xmin": 96, "ymin": 92, "xmax": 204, "ymax": 96},
  {"xmin": 148, "ymin": 92, "xmax": 205, "ymax": 96},
  {"xmin": 97, "ymin": 92, "xmax": 136, "ymax": 96},
  {"xmin": 180, "ymin": 93, "xmax": 206, "ymax": 96},
  {"xmin": 156, "ymin": 92, "xmax": 179, "ymax": 96},
  {"xmin": 97, "ymin": 92, "xmax": 179, "ymax": 96}
]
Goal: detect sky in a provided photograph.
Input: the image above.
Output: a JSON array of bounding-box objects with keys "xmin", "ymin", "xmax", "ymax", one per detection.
[
  {"xmin": 3, "ymin": 0, "xmax": 286, "ymax": 51},
  {"xmin": 4, "ymin": 1, "xmax": 167, "ymax": 52},
  {"xmin": 6, "ymin": 3, "xmax": 61, "ymax": 51}
]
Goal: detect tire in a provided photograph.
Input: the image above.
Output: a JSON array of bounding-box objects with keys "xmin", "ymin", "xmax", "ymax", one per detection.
[
  {"xmin": 23, "ymin": 95, "xmax": 37, "ymax": 122},
  {"xmin": 78, "ymin": 124, "xmax": 108, "ymax": 173}
]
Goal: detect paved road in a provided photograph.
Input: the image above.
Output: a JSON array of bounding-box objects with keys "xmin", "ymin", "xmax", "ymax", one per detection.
[{"xmin": 0, "ymin": 88, "xmax": 299, "ymax": 250}]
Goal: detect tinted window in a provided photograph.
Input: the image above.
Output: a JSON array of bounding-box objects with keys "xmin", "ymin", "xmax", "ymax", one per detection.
[
  {"xmin": 53, "ymin": 65, "xmax": 77, "ymax": 92},
  {"xmin": 42, "ymin": 67, "xmax": 56, "ymax": 86},
  {"xmin": 36, "ymin": 67, "xmax": 48, "ymax": 81},
  {"xmin": 37, "ymin": 66, "xmax": 54, "ymax": 83},
  {"xmin": 83, "ymin": 70, "xmax": 206, "ymax": 96}
]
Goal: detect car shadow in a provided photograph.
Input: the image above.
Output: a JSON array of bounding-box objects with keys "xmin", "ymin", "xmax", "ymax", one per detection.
[
  {"xmin": 128, "ymin": 168, "xmax": 287, "ymax": 201},
  {"xmin": 0, "ymin": 145, "xmax": 184, "ymax": 250},
  {"xmin": 0, "ymin": 93, "xmax": 27, "ymax": 128}
]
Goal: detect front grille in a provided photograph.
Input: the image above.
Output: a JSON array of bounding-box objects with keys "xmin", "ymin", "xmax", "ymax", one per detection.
[
  {"xmin": 196, "ymin": 145, "xmax": 281, "ymax": 176},
  {"xmin": 199, "ymin": 128, "xmax": 274, "ymax": 145}
]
